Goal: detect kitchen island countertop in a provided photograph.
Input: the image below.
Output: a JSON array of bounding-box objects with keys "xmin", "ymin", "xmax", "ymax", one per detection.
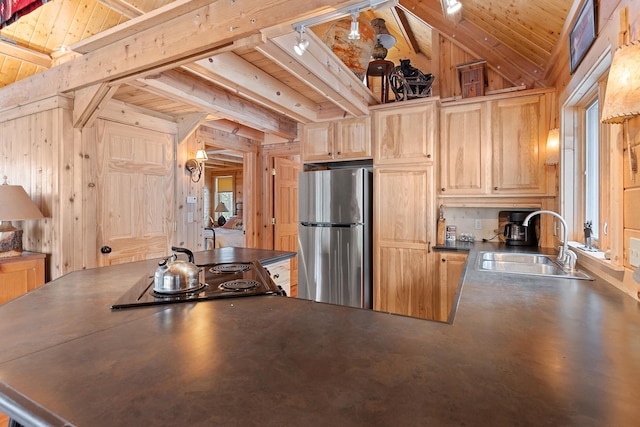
[{"xmin": 0, "ymin": 244, "xmax": 639, "ymax": 426}]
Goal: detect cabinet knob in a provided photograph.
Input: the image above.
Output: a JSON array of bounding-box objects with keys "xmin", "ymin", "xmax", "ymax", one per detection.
[
  {"xmin": 100, "ymin": 246, "xmax": 112, "ymax": 254},
  {"xmin": 441, "ymin": 188, "xmax": 446, "ymax": 192},
  {"xmin": 427, "ymin": 154, "xmax": 431, "ymax": 158},
  {"xmin": 273, "ymin": 273, "xmax": 280, "ymax": 279},
  {"xmin": 328, "ymin": 152, "xmax": 332, "ymax": 156},
  {"xmin": 442, "ymin": 258, "xmax": 446, "ymax": 263},
  {"xmin": 494, "ymin": 186, "xmax": 499, "ymax": 191},
  {"xmin": 337, "ymin": 151, "xmax": 342, "ymax": 155}
]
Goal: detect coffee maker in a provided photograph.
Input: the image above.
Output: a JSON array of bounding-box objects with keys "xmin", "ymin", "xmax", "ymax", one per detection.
[{"xmin": 503, "ymin": 211, "xmax": 538, "ymax": 246}]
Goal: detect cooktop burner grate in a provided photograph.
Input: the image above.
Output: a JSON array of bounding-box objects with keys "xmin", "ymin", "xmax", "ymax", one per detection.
[
  {"xmin": 219, "ymin": 279, "xmax": 260, "ymax": 291},
  {"xmin": 209, "ymin": 263, "xmax": 251, "ymax": 274}
]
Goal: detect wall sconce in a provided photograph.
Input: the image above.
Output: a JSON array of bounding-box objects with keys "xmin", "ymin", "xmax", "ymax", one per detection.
[
  {"xmin": 0, "ymin": 177, "xmax": 44, "ymax": 257},
  {"xmin": 185, "ymin": 149, "xmax": 208, "ymax": 183},
  {"xmin": 545, "ymin": 128, "xmax": 560, "ymax": 165},
  {"xmin": 291, "ymin": 0, "xmax": 398, "ymax": 55},
  {"xmin": 601, "ymin": 40, "xmax": 640, "ymax": 181}
]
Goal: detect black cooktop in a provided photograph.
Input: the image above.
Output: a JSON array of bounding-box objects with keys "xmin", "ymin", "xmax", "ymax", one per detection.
[{"xmin": 111, "ymin": 260, "xmax": 282, "ymax": 309}]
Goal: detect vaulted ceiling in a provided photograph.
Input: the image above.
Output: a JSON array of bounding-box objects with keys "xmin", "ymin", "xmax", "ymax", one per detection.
[{"xmin": 0, "ymin": 0, "xmax": 577, "ymax": 164}]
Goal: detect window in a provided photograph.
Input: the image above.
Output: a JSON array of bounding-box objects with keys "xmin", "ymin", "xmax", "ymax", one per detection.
[
  {"xmin": 215, "ymin": 176, "xmax": 234, "ymax": 220},
  {"xmin": 584, "ymin": 99, "xmax": 599, "ymax": 241}
]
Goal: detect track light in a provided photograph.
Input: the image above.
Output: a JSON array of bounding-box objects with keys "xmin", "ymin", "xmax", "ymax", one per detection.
[
  {"xmin": 348, "ymin": 13, "xmax": 360, "ymax": 40},
  {"xmin": 294, "ymin": 26, "xmax": 310, "ymax": 56},
  {"xmin": 446, "ymin": 0, "xmax": 462, "ymax": 14}
]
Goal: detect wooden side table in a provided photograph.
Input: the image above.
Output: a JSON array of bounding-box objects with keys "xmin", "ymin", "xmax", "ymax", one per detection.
[{"xmin": 0, "ymin": 252, "xmax": 46, "ymax": 305}]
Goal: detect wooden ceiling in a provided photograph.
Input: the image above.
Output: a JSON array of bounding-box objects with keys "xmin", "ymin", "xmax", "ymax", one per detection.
[{"xmin": 0, "ymin": 0, "xmax": 576, "ymax": 164}]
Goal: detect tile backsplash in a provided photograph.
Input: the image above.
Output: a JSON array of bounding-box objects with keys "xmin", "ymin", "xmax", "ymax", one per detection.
[{"xmin": 440, "ymin": 207, "xmax": 533, "ymax": 242}]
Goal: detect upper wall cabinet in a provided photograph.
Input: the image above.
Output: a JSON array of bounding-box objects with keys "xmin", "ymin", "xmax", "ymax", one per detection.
[
  {"xmin": 439, "ymin": 92, "xmax": 549, "ymax": 197},
  {"xmin": 373, "ymin": 101, "xmax": 437, "ymax": 165},
  {"xmin": 301, "ymin": 117, "xmax": 371, "ymax": 162}
]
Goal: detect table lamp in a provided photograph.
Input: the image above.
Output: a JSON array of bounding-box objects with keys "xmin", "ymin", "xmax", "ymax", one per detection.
[
  {"xmin": 0, "ymin": 178, "xmax": 45, "ymax": 257},
  {"xmin": 214, "ymin": 201, "xmax": 229, "ymax": 226}
]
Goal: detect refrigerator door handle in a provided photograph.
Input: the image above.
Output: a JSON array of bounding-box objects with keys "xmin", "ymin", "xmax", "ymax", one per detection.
[{"xmin": 300, "ymin": 222, "xmax": 362, "ymax": 228}]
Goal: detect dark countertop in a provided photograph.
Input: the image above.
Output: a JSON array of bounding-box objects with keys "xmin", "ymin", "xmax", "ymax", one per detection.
[{"xmin": 1, "ymin": 244, "xmax": 639, "ymax": 426}]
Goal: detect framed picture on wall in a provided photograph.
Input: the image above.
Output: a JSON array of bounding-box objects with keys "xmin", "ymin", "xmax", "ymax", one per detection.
[{"xmin": 569, "ymin": 0, "xmax": 597, "ymax": 74}]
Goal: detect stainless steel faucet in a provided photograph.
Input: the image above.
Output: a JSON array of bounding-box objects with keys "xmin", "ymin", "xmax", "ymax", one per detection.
[{"xmin": 523, "ymin": 210, "xmax": 577, "ymax": 271}]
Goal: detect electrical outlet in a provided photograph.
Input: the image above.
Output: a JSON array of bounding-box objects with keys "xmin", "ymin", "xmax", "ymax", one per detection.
[
  {"xmin": 475, "ymin": 219, "xmax": 482, "ymax": 230},
  {"xmin": 630, "ymin": 237, "xmax": 640, "ymax": 267}
]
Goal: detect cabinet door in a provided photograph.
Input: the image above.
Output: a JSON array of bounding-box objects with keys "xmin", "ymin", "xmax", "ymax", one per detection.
[
  {"xmin": 374, "ymin": 103, "xmax": 435, "ymax": 165},
  {"xmin": 439, "ymin": 102, "xmax": 490, "ymax": 195},
  {"xmin": 492, "ymin": 95, "xmax": 547, "ymax": 194},
  {"xmin": 373, "ymin": 165, "xmax": 435, "ymax": 319},
  {"xmin": 335, "ymin": 117, "xmax": 371, "ymax": 159},
  {"xmin": 435, "ymin": 252, "xmax": 467, "ymax": 322},
  {"xmin": 302, "ymin": 122, "xmax": 334, "ymax": 162},
  {"xmin": 0, "ymin": 254, "xmax": 45, "ymax": 304}
]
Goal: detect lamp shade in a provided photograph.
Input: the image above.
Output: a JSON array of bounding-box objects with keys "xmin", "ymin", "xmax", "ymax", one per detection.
[
  {"xmin": 370, "ymin": 18, "xmax": 396, "ymax": 49},
  {"xmin": 214, "ymin": 202, "xmax": 229, "ymax": 213},
  {"xmin": 545, "ymin": 128, "xmax": 560, "ymax": 165},
  {"xmin": 601, "ymin": 41, "xmax": 640, "ymax": 124},
  {"xmin": 0, "ymin": 184, "xmax": 44, "ymax": 221},
  {"xmin": 195, "ymin": 150, "xmax": 208, "ymax": 162}
]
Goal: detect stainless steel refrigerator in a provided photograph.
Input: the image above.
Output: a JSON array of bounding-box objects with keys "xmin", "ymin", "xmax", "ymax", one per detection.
[{"xmin": 298, "ymin": 168, "xmax": 372, "ymax": 309}]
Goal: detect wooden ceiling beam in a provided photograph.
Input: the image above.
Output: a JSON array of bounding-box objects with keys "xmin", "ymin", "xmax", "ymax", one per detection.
[
  {"xmin": 203, "ymin": 119, "xmax": 265, "ymax": 142},
  {"xmin": 198, "ymin": 125, "xmax": 259, "ymax": 153},
  {"xmin": 131, "ymin": 69, "xmax": 298, "ymax": 139},
  {"xmin": 391, "ymin": 7, "xmax": 420, "ymax": 55},
  {"xmin": 399, "ymin": 0, "xmax": 540, "ymax": 88},
  {"xmin": 0, "ymin": 40, "xmax": 51, "ymax": 68},
  {"xmin": 73, "ymin": 82, "xmax": 119, "ymax": 128},
  {"xmin": 185, "ymin": 51, "xmax": 320, "ymax": 123},
  {"xmin": 96, "ymin": 0, "xmax": 144, "ymax": 19},
  {"xmin": 0, "ymin": 0, "xmax": 356, "ymax": 111}
]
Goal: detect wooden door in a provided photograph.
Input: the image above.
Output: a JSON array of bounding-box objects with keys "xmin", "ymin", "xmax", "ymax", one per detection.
[
  {"xmin": 439, "ymin": 102, "xmax": 490, "ymax": 195},
  {"xmin": 273, "ymin": 157, "xmax": 300, "ymax": 295},
  {"xmin": 96, "ymin": 121, "xmax": 175, "ymax": 266}
]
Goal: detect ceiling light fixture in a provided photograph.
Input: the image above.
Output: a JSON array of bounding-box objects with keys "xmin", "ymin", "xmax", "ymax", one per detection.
[
  {"xmin": 294, "ymin": 26, "xmax": 310, "ymax": 56},
  {"xmin": 348, "ymin": 12, "xmax": 361, "ymax": 40},
  {"xmin": 446, "ymin": 0, "xmax": 462, "ymax": 15},
  {"xmin": 291, "ymin": 0, "xmax": 398, "ymax": 54}
]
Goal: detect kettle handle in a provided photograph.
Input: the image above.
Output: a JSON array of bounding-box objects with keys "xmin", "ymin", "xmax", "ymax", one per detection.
[
  {"xmin": 503, "ymin": 224, "xmax": 510, "ymax": 237},
  {"xmin": 171, "ymin": 246, "xmax": 195, "ymax": 263}
]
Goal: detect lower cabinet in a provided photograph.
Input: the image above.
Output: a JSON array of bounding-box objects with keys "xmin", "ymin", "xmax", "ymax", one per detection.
[
  {"xmin": 435, "ymin": 251, "xmax": 468, "ymax": 321},
  {"xmin": 265, "ymin": 259, "xmax": 292, "ymax": 297},
  {"xmin": 0, "ymin": 252, "xmax": 46, "ymax": 304}
]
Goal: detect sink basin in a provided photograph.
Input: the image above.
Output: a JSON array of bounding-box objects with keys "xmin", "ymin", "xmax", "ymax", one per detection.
[{"xmin": 476, "ymin": 251, "xmax": 592, "ymax": 280}]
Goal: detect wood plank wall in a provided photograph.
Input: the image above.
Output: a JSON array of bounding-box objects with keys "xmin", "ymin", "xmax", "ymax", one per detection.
[{"xmin": 547, "ymin": 0, "xmax": 640, "ymax": 300}]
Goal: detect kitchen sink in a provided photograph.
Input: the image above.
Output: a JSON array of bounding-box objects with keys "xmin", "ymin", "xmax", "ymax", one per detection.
[{"xmin": 476, "ymin": 251, "xmax": 592, "ymax": 280}]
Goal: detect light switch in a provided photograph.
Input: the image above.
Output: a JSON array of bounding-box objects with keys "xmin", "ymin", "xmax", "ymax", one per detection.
[
  {"xmin": 186, "ymin": 196, "xmax": 196, "ymax": 204},
  {"xmin": 630, "ymin": 237, "xmax": 640, "ymax": 268}
]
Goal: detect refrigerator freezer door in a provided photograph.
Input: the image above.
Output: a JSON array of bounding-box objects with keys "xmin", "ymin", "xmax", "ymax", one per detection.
[
  {"xmin": 298, "ymin": 223, "xmax": 370, "ymax": 309},
  {"xmin": 298, "ymin": 168, "xmax": 365, "ymax": 225}
]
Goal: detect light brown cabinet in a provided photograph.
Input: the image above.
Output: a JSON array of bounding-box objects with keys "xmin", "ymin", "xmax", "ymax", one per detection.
[
  {"xmin": 373, "ymin": 165, "xmax": 435, "ymax": 319},
  {"xmin": 301, "ymin": 117, "xmax": 371, "ymax": 162},
  {"xmin": 435, "ymin": 251, "xmax": 468, "ymax": 322},
  {"xmin": 0, "ymin": 252, "xmax": 46, "ymax": 304},
  {"xmin": 372, "ymin": 99, "xmax": 438, "ymax": 320},
  {"xmin": 439, "ymin": 93, "xmax": 549, "ymax": 197},
  {"xmin": 373, "ymin": 102, "xmax": 436, "ymax": 165}
]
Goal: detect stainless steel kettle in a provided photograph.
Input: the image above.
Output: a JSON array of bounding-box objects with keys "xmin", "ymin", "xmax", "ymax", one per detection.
[{"xmin": 153, "ymin": 247, "xmax": 202, "ymax": 293}]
